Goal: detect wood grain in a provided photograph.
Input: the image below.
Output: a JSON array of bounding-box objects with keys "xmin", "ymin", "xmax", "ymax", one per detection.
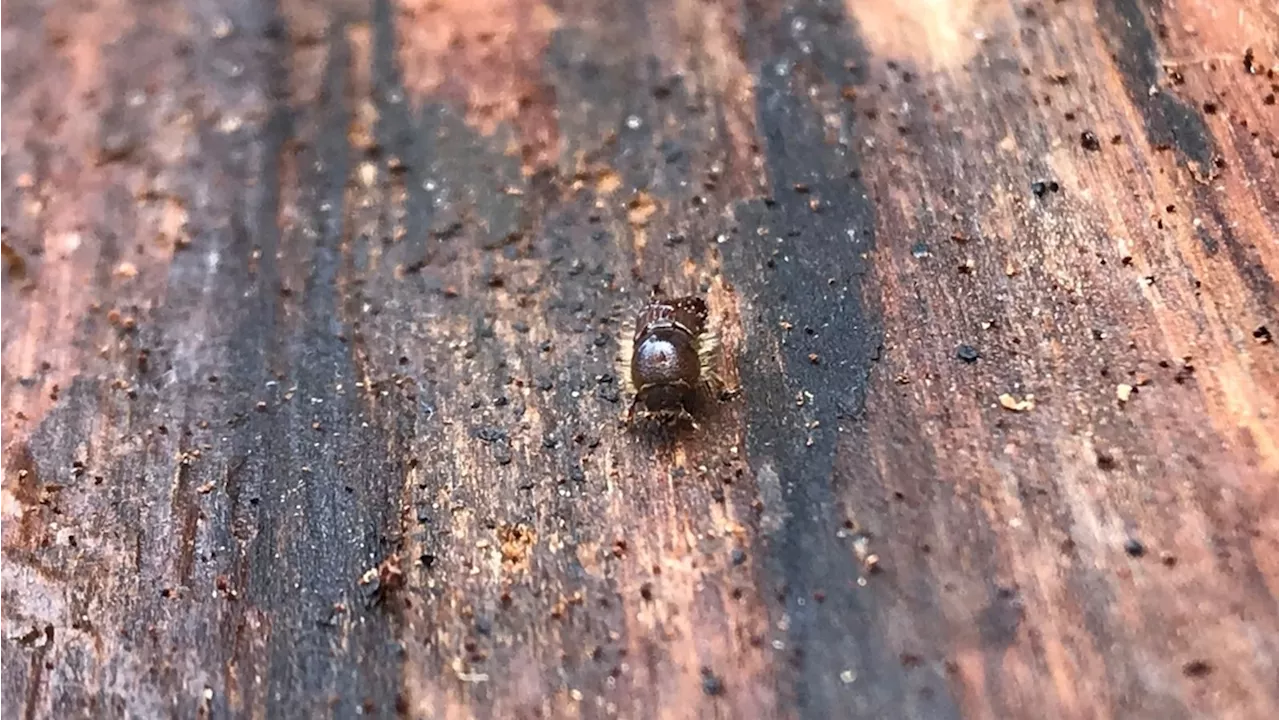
[{"xmin": 3, "ymin": 0, "xmax": 1276, "ymax": 717}]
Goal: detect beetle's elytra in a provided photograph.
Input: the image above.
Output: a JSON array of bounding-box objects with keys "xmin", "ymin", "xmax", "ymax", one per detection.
[{"xmin": 619, "ymin": 295, "xmax": 720, "ymax": 427}]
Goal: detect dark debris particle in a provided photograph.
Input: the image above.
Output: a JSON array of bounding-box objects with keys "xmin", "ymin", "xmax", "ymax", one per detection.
[
  {"xmin": 1252, "ymin": 325, "xmax": 1272, "ymax": 344},
  {"xmin": 1080, "ymin": 130, "xmax": 1101, "ymax": 151},
  {"xmin": 1244, "ymin": 47, "xmax": 1258, "ymax": 74},
  {"xmin": 1173, "ymin": 362, "xmax": 1195, "ymax": 384},
  {"xmin": 1031, "ymin": 180, "xmax": 1060, "ymax": 197},
  {"xmin": 700, "ymin": 667, "xmax": 725, "ymax": 697},
  {"xmin": 1124, "ymin": 538, "xmax": 1146, "ymax": 557},
  {"xmin": 1182, "ymin": 660, "xmax": 1212, "ymax": 678},
  {"xmin": 596, "ymin": 385, "xmax": 620, "ymax": 403},
  {"xmin": 730, "ymin": 548, "xmax": 747, "ymax": 566},
  {"xmin": 955, "ymin": 344, "xmax": 980, "ymax": 363},
  {"xmin": 640, "ymin": 582, "xmax": 653, "ymax": 601},
  {"xmin": 473, "ymin": 426, "xmax": 508, "ymax": 443},
  {"xmin": 537, "ymin": 377, "xmax": 554, "ymax": 391},
  {"xmin": 1095, "ymin": 452, "xmax": 1118, "ymax": 471},
  {"xmin": 568, "ymin": 465, "xmax": 586, "ymax": 483},
  {"xmin": 593, "ymin": 333, "xmax": 610, "ymax": 348}
]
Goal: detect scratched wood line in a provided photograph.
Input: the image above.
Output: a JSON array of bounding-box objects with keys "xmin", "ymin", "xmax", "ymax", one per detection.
[{"xmin": 1, "ymin": 0, "xmax": 1276, "ymax": 717}]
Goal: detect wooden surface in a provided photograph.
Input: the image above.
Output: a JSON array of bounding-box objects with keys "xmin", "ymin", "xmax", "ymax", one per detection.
[{"xmin": 3, "ymin": 0, "xmax": 1277, "ymax": 717}]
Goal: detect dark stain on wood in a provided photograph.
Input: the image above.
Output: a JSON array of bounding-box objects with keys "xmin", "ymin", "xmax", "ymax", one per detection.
[
  {"xmin": 724, "ymin": 1, "xmax": 906, "ymax": 716},
  {"xmin": 1098, "ymin": 0, "xmax": 1214, "ymax": 167}
]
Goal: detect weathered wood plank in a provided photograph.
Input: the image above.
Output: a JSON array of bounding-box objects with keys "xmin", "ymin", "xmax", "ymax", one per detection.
[{"xmin": 3, "ymin": 0, "xmax": 1276, "ymax": 718}]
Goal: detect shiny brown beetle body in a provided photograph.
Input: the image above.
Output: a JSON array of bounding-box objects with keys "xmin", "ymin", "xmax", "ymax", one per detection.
[{"xmin": 619, "ymin": 295, "xmax": 720, "ymax": 426}]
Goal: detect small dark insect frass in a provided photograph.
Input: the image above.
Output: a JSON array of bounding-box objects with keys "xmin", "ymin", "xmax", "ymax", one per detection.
[{"xmin": 619, "ymin": 295, "xmax": 721, "ymax": 427}]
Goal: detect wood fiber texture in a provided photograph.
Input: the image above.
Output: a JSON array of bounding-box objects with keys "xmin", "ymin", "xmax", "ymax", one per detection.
[{"xmin": 2, "ymin": 0, "xmax": 1277, "ymax": 717}]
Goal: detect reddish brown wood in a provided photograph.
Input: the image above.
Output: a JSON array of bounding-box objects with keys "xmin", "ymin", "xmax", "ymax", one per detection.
[{"xmin": 3, "ymin": 0, "xmax": 1276, "ymax": 717}]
